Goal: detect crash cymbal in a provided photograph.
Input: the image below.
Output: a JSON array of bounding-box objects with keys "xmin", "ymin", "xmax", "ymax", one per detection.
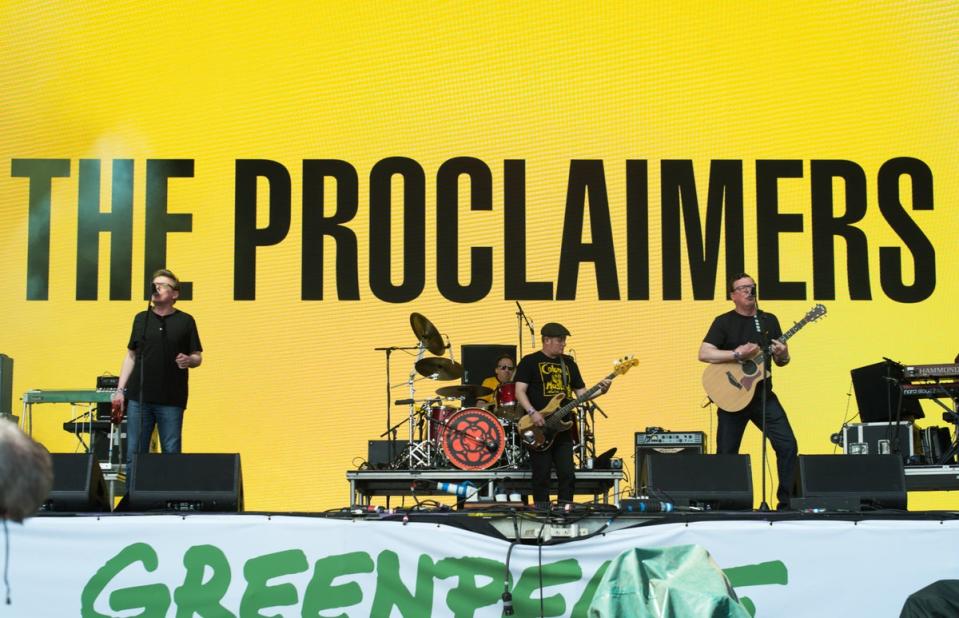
[
  {"xmin": 415, "ymin": 357, "xmax": 463, "ymax": 381},
  {"xmin": 435, "ymin": 384, "xmax": 494, "ymax": 399},
  {"xmin": 410, "ymin": 313, "xmax": 445, "ymax": 355}
]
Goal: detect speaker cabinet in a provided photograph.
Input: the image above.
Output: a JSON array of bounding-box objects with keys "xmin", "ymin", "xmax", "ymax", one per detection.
[
  {"xmin": 44, "ymin": 454, "xmax": 110, "ymax": 512},
  {"xmin": 367, "ymin": 440, "xmax": 401, "ymax": 469},
  {"xmin": 634, "ymin": 432, "xmax": 705, "ymax": 493},
  {"xmin": 0, "ymin": 354, "xmax": 12, "ymax": 416},
  {"xmin": 460, "ymin": 344, "xmax": 517, "ymax": 386},
  {"xmin": 128, "ymin": 454, "xmax": 243, "ymax": 512},
  {"xmin": 793, "ymin": 454, "xmax": 906, "ymax": 511},
  {"xmin": 642, "ymin": 454, "xmax": 753, "ymax": 510}
]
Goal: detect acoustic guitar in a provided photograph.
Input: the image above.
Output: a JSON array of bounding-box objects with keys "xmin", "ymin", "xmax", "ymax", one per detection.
[{"xmin": 701, "ymin": 304, "xmax": 826, "ymax": 411}]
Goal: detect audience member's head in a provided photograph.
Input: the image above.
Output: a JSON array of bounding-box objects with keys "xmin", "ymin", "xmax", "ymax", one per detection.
[{"xmin": 0, "ymin": 418, "xmax": 53, "ymax": 521}]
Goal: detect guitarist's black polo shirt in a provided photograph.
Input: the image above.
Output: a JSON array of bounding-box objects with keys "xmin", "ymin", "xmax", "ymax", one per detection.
[
  {"xmin": 515, "ymin": 351, "xmax": 585, "ymax": 412},
  {"xmin": 704, "ymin": 309, "xmax": 783, "ymax": 392}
]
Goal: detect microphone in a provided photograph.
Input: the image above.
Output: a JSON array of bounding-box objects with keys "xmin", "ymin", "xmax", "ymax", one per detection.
[
  {"xmin": 445, "ymin": 334, "xmax": 456, "ymax": 363},
  {"xmin": 150, "ymin": 282, "xmax": 159, "ymax": 295},
  {"xmin": 436, "ymin": 481, "xmax": 475, "ymax": 498},
  {"xmin": 485, "ymin": 440, "xmax": 499, "ymax": 453}
]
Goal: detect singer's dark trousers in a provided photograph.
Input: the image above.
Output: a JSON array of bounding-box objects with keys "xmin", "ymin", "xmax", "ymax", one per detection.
[
  {"xmin": 717, "ymin": 392, "xmax": 797, "ymax": 509},
  {"xmin": 529, "ymin": 431, "xmax": 575, "ymax": 504}
]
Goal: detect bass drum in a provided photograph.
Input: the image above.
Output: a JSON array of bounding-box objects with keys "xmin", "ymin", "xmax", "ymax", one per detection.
[{"xmin": 441, "ymin": 408, "xmax": 506, "ymax": 470}]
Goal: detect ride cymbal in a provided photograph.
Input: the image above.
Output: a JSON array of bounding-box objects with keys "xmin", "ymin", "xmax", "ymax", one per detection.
[
  {"xmin": 435, "ymin": 384, "xmax": 494, "ymax": 399},
  {"xmin": 415, "ymin": 357, "xmax": 463, "ymax": 381},
  {"xmin": 410, "ymin": 313, "xmax": 445, "ymax": 355}
]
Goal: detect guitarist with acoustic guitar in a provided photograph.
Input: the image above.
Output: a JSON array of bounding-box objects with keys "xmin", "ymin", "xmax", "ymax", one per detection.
[
  {"xmin": 515, "ymin": 322, "xmax": 611, "ymax": 510},
  {"xmin": 698, "ymin": 273, "xmax": 798, "ymax": 510}
]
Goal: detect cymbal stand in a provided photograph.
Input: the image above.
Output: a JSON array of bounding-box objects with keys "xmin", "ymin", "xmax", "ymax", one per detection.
[
  {"xmin": 399, "ymin": 342, "xmax": 435, "ymax": 468},
  {"xmin": 503, "ymin": 420, "xmax": 527, "ymax": 468},
  {"xmin": 374, "ymin": 344, "xmax": 422, "ymax": 442}
]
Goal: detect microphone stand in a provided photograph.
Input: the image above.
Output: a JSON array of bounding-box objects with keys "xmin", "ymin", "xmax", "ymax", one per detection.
[
  {"xmin": 133, "ymin": 291, "xmax": 152, "ymax": 491},
  {"xmin": 753, "ymin": 296, "xmax": 772, "ymax": 512},
  {"xmin": 515, "ymin": 302, "xmax": 534, "ymax": 359}
]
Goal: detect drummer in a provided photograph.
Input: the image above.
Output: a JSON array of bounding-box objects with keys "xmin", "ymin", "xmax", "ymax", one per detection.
[{"xmin": 476, "ymin": 354, "xmax": 515, "ymax": 409}]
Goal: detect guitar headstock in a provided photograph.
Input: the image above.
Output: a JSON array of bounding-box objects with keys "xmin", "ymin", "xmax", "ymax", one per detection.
[
  {"xmin": 612, "ymin": 355, "xmax": 639, "ymax": 376},
  {"xmin": 804, "ymin": 303, "xmax": 827, "ymax": 323}
]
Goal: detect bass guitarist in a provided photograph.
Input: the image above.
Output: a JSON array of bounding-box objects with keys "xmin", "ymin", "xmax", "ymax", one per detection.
[
  {"xmin": 515, "ymin": 322, "xmax": 611, "ymax": 509},
  {"xmin": 698, "ymin": 273, "xmax": 798, "ymax": 510}
]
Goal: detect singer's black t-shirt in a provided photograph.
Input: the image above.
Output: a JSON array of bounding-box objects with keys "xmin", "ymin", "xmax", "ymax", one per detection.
[
  {"xmin": 703, "ymin": 309, "xmax": 783, "ymax": 392},
  {"xmin": 125, "ymin": 309, "xmax": 202, "ymax": 408}
]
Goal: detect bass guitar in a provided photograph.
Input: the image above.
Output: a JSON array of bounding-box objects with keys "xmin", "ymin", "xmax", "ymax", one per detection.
[
  {"xmin": 702, "ymin": 304, "xmax": 826, "ymax": 411},
  {"xmin": 517, "ymin": 356, "xmax": 639, "ymax": 451}
]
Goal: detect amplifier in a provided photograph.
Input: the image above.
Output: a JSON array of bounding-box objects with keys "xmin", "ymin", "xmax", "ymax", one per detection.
[
  {"xmin": 95, "ymin": 374, "xmax": 119, "ymax": 421},
  {"xmin": 635, "ymin": 431, "xmax": 705, "ymax": 446},
  {"xmin": 635, "ymin": 431, "xmax": 706, "ymax": 494}
]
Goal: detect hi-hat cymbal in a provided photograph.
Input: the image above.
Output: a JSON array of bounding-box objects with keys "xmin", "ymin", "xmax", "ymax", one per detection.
[
  {"xmin": 436, "ymin": 384, "xmax": 494, "ymax": 399},
  {"xmin": 495, "ymin": 405, "xmax": 525, "ymax": 422},
  {"xmin": 415, "ymin": 357, "xmax": 463, "ymax": 381},
  {"xmin": 410, "ymin": 313, "xmax": 444, "ymax": 355}
]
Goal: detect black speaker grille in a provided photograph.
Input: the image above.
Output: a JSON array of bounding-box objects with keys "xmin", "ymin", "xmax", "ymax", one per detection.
[
  {"xmin": 130, "ymin": 454, "xmax": 242, "ymax": 512},
  {"xmin": 796, "ymin": 455, "xmax": 906, "ymax": 510}
]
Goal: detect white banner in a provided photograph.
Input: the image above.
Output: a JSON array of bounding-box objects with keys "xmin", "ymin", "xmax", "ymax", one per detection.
[{"xmin": 4, "ymin": 515, "xmax": 959, "ymax": 617}]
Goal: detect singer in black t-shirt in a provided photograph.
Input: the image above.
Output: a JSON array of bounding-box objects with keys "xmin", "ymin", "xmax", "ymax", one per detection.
[
  {"xmin": 111, "ymin": 269, "xmax": 203, "ymax": 489},
  {"xmin": 698, "ymin": 273, "xmax": 798, "ymax": 510}
]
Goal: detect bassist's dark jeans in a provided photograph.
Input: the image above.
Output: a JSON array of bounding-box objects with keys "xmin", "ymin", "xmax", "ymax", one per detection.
[
  {"xmin": 530, "ymin": 431, "xmax": 576, "ymax": 504},
  {"xmin": 717, "ymin": 392, "xmax": 798, "ymax": 509}
]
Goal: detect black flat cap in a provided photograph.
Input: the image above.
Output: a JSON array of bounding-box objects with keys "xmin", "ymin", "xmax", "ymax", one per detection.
[{"xmin": 541, "ymin": 322, "xmax": 571, "ymax": 337}]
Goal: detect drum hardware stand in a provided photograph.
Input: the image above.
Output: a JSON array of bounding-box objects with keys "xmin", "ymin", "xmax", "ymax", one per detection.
[{"xmin": 574, "ymin": 401, "xmax": 608, "ymax": 468}]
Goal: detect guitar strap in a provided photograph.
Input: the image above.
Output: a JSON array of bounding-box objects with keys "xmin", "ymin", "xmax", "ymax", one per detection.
[{"xmin": 559, "ymin": 355, "xmax": 569, "ymax": 396}]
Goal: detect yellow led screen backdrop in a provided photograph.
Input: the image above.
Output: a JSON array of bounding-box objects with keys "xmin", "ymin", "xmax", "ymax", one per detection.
[{"xmin": 2, "ymin": 2, "xmax": 957, "ymax": 511}]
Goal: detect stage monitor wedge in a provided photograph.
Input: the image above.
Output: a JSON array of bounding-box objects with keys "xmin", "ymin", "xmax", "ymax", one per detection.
[
  {"xmin": 43, "ymin": 453, "xmax": 111, "ymax": 512},
  {"xmin": 128, "ymin": 453, "xmax": 243, "ymax": 512},
  {"xmin": 642, "ymin": 453, "xmax": 753, "ymax": 511},
  {"xmin": 793, "ymin": 454, "xmax": 906, "ymax": 512}
]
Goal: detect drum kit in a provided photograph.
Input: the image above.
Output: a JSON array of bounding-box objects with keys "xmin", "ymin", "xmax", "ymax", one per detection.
[
  {"xmin": 376, "ymin": 313, "xmax": 530, "ymax": 471},
  {"xmin": 374, "ymin": 311, "xmax": 605, "ymax": 472}
]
